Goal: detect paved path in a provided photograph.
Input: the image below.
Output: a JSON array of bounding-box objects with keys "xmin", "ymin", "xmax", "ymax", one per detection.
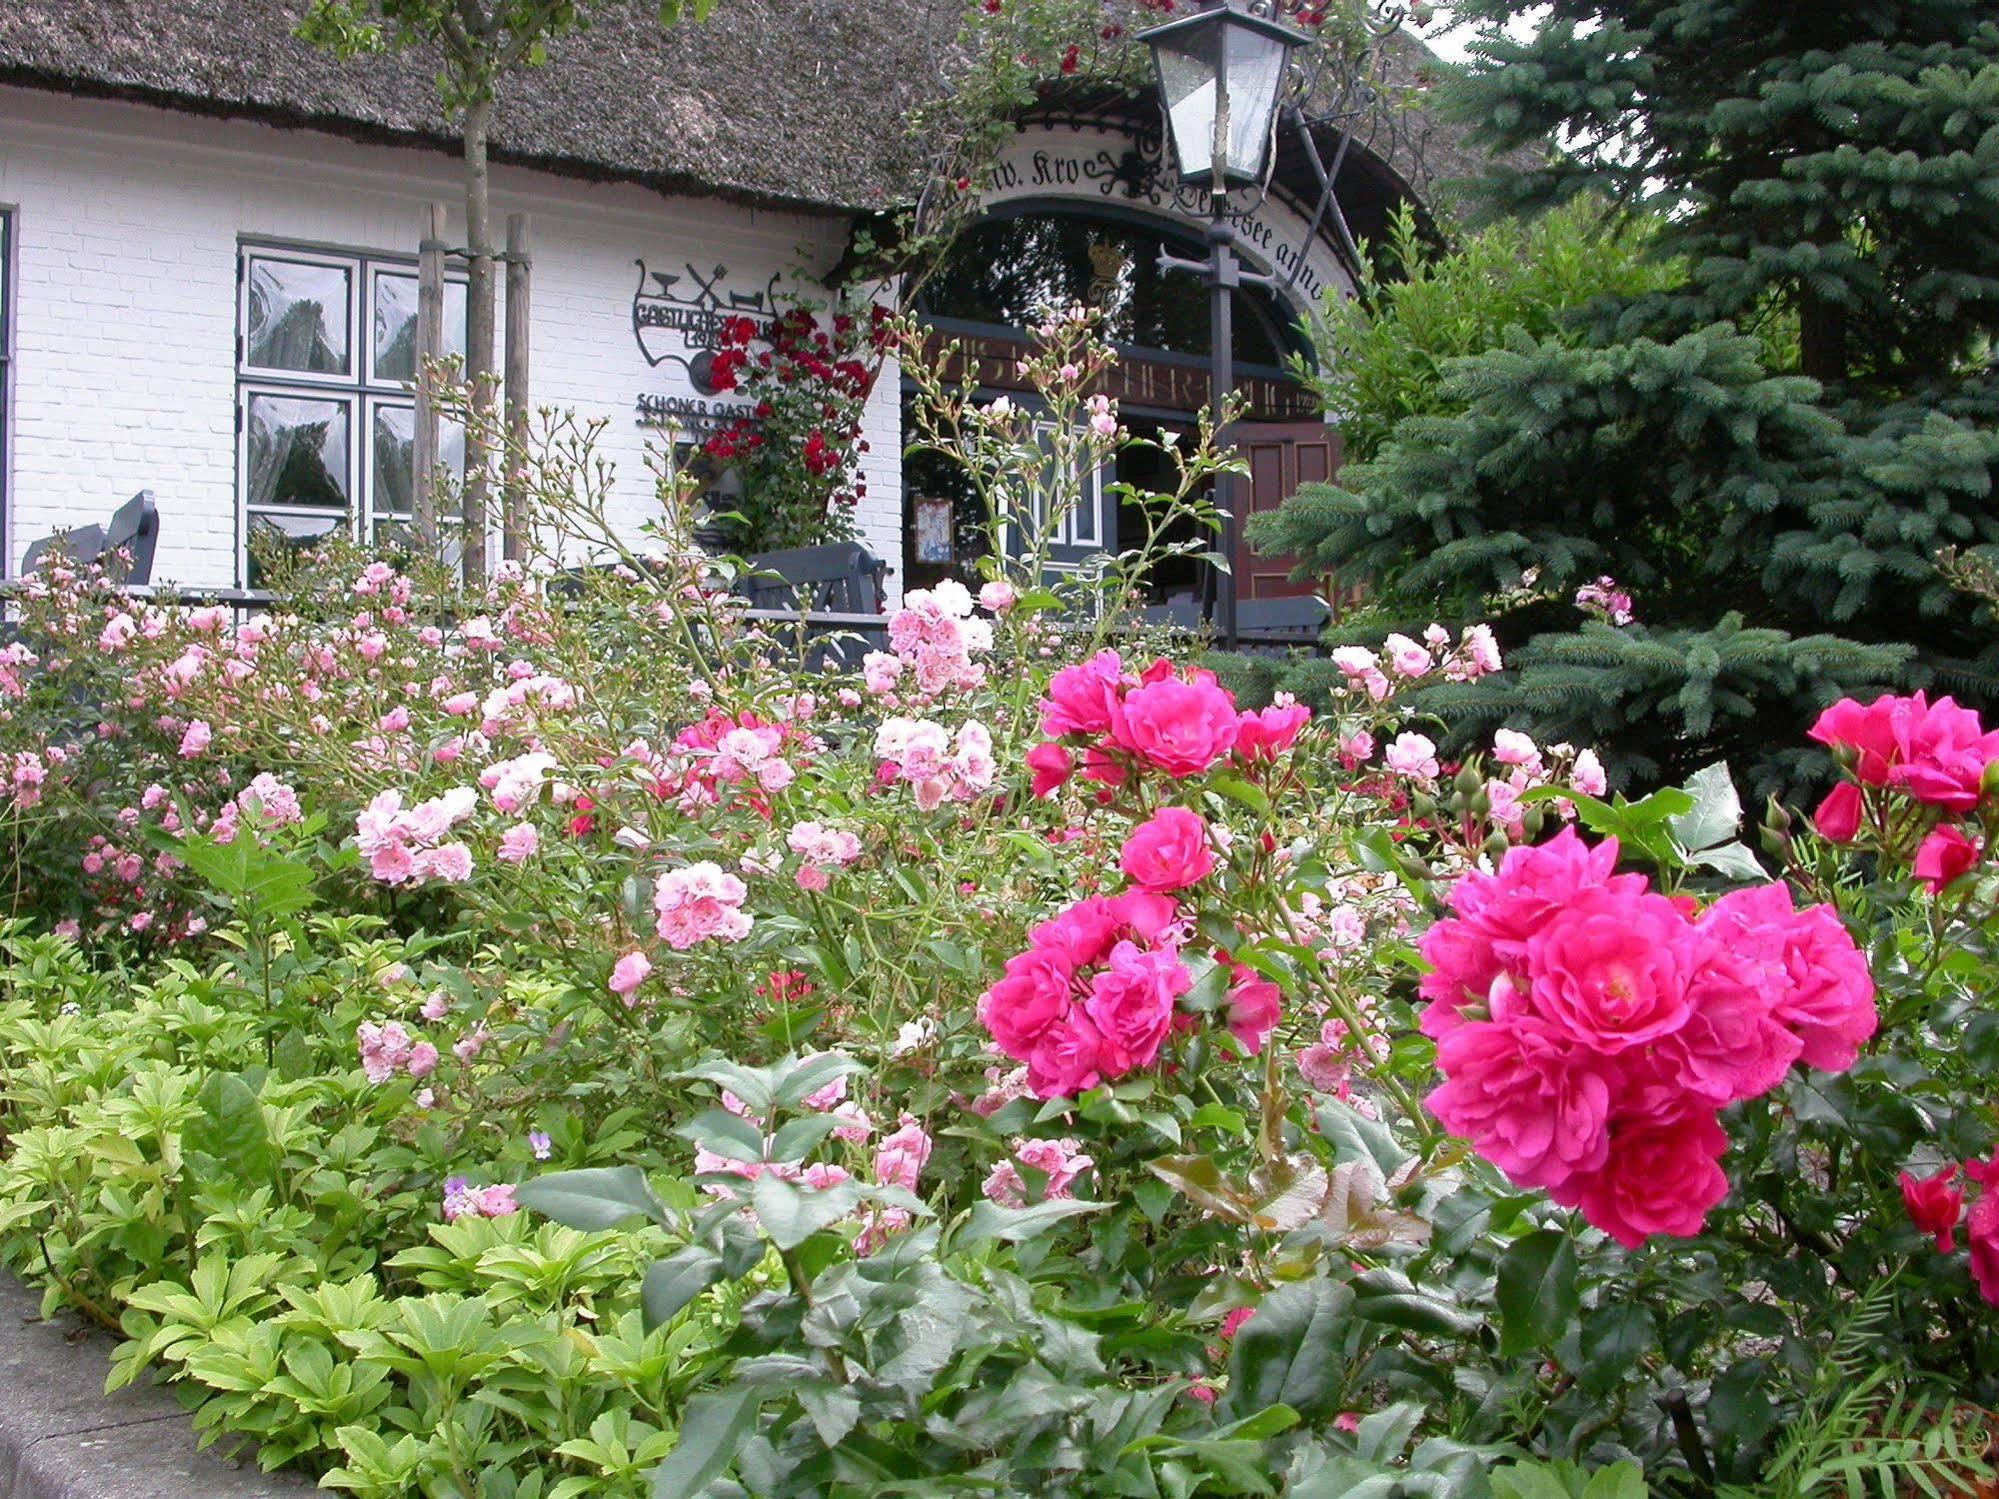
[{"xmin": 0, "ymin": 1275, "xmax": 300, "ymax": 1498}]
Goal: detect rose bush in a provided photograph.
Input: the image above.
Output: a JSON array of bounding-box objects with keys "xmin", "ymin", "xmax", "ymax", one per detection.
[{"xmin": 0, "ymin": 315, "xmax": 1992, "ymax": 1496}]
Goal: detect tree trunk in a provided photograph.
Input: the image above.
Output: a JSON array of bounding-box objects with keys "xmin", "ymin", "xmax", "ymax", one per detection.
[
  {"xmin": 461, "ymin": 96, "xmax": 496, "ymax": 587},
  {"xmin": 1797, "ymin": 284, "xmax": 1847, "ymax": 387}
]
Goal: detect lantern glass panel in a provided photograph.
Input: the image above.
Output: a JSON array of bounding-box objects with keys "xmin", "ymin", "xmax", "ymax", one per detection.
[
  {"xmin": 1154, "ymin": 22, "xmax": 1225, "ymax": 180},
  {"xmin": 1220, "ymin": 23, "xmax": 1290, "ymax": 181}
]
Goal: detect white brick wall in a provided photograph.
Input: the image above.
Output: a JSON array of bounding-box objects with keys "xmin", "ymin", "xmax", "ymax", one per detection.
[{"xmin": 0, "ymin": 86, "xmax": 904, "ymax": 602}]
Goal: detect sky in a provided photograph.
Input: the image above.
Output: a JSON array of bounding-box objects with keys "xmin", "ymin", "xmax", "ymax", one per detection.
[{"xmin": 1405, "ymin": 5, "xmax": 1547, "ymax": 66}]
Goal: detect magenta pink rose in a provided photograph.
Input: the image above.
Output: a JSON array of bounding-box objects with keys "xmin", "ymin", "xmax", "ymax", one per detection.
[
  {"xmin": 1224, "ymin": 964, "xmax": 1281, "ymax": 1055},
  {"xmin": 978, "ymin": 947, "xmax": 1076, "ymax": 1059},
  {"xmin": 1083, "ymin": 940, "xmax": 1190, "ymax": 1075},
  {"xmin": 1233, "ymin": 700, "xmax": 1310, "ymax": 763},
  {"xmin": 1026, "ymin": 741, "xmax": 1073, "ymax": 798},
  {"xmin": 1039, "ymin": 649, "xmax": 1128, "ymax": 738},
  {"xmin": 1808, "ymin": 695, "xmax": 1907, "ymax": 785},
  {"xmin": 1119, "ymin": 806, "xmax": 1216, "ymax": 893},
  {"xmin": 1665, "ymin": 938, "xmax": 1805, "ymax": 1105},
  {"xmin": 1428, "ymin": 1018, "xmax": 1615, "ymax": 1190},
  {"xmin": 1418, "ymin": 829, "xmax": 1640, "ymax": 1039},
  {"xmin": 1964, "ymin": 1153, "xmax": 1999, "ymax": 1305},
  {"xmin": 1813, "ymin": 780, "xmax": 1863, "ymax": 843},
  {"xmin": 1108, "ymin": 676, "xmax": 1240, "ymax": 777},
  {"xmin": 1810, "ymin": 692, "xmax": 1999, "ymax": 810},
  {"xmin": 1521, "ymin": 885, "xmax": 1699, "ymax": 1051},
  {"xmin": 1026, "ymin": 1008, "xmax": 1106, "ymax": 1098},
  {"xmin": 1699, "ymin": 883, "xmax": 1876, "ymax": 1072},
  {"xmin": 1551, "ymin": 1106, "xmax": 1730, "ymax": 1248},
  {"xmin": 1913, "ymin": 823, "xmax": 1980, "ymax": 893}
]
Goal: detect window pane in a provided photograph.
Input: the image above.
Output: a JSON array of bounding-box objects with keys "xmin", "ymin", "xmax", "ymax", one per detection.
[
  {"xmin": 246, "ymin": 394, "xmax": 351, "ymax": 510},
  {"xmin": 373, "ymin": 272, "xmax": 469, "ymax": 384},
  {"xmin": 372, "ymin": 404, "xmax": 465, "ymax": 521},
  {"xmin": 246, "ymin": 258, "xmax": 351, "ymax": 374},
  {"xmin": 246, "ymin": 510, "xmax": 346, "ymax": 589}
]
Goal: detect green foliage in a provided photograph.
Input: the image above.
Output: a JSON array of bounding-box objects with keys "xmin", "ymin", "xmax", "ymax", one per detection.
[
  {"xmin": 1255, "ymin": 0, "xmax": 1999, "ymax": 791},
  {"xmin": 1414, "ymin": 615, "xmax": 1910, "ymax": 794},
  {"xmin": 0, "ymin": 883, "xmax": 725, "ymax": 1494},
  {"xmin": 1299, "ymin": 198, "xmax": 1683, "ymax": 466}
]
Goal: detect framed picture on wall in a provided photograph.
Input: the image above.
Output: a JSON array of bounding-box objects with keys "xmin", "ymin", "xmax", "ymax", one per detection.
[{"xmin": 913, "ymin": 495, "xmax": 954, "ymax": 564}]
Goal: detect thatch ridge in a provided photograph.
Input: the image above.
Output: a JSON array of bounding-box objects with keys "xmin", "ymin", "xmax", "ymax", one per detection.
[{"xmin": 0, "ymin": 0, "xmax": 1501, "ymax": 214}]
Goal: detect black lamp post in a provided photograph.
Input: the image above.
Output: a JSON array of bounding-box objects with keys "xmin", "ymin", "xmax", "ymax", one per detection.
[{"xmin": 1141, "ymin": 0, "xmax": 1309, "ymax": 651}]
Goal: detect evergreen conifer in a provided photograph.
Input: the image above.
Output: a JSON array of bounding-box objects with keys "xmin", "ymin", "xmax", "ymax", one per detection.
[{"xmin": 1253, "ymin": 1, "xmax": 1999, "ymax": 790}]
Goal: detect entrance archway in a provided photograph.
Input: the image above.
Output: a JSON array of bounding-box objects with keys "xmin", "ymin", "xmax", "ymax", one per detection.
[{"xmin": 904, "ymin": 200, "xmax": 1336, "ymax": 605}]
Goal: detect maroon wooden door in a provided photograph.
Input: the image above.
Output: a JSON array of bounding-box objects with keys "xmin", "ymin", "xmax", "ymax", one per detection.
[{"xmin": 1235, "ymin": 420, "xmax": 1343, "ymax": 600}]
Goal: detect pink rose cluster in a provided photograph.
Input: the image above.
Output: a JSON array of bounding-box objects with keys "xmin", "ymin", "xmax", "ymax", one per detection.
[
  {"xmin": 983, "ymin": 1135, "xmax": 1094, "ymax": 1208},
  {"xmin": 1574, "ymin": 576, "xmax": 1635, "ymax": 626},
  {"xmin": 980, "ymin": 891, "xmax": 1187, "ymax": 1098},
  {"xmin": 1482, "ymin": 730, "xmax": 1608, "ymax": 839},
  {"xmin": 692, "ymin": 1081, "xmax": 933, "ymax": 1256},
  {"xmin": 657, "ymin": 709, "xmax": 814, "ymax": 813},
  {"xmin": 1028, "ymin": 651, "xmax": 1309, "ymax": 797},
  {"xmin": 978, "ymin": 883, "xmax": 1279, "ymax": 1099},
  {"xmin": 1329, "ymin": 623, "xmax": 1502, "ymax": 703},
  {"xmin": 356, "ymin": 1019, "xmax": 441, "ymax": 1085},
  {"xmin": 1809, "ymin": 693, "xmax": 1999, "ymax": 893},
  {"xmin": 786, "ymin": 819, "xmax": 863, "ymax": 890},
  {"xmin": 873, "ymin": 579, "xmax": 993, "ymax": 699},
  {"xmin": 480, "ymin": 752, "xmax": 559, "ymax": 815},
  {"xmin": 355, "ymin": 787, "xmax": 476, "ymax": 886},
  {"xmin": 5, "ymin": 750, "xmax": 49, "ymax": 810},
  {"xmin": 874, "ymin": 717, "xmax": 995, "ymax": 810},
  {"xmin": 210, "ymin": 772, "xmax": 304, "ymax": 845},
  {"xmin": 1422, "ymin": 829, "xmax": 1876, "ymax": 1247},
  {"xmin": 654, "ymin": 861, "xmax": 753, "ymax": 949}
]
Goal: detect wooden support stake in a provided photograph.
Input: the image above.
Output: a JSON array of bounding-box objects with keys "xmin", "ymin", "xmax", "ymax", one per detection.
[
  {"xmin": 412, "ymin": 203, "xmax": 447, "ymax": 556},
  {"xmin": 503, "ymin": 212, "xmax": 531, "ymax": 565}
]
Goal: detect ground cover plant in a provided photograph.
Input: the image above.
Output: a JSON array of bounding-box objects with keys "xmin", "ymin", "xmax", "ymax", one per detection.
[{"xmin": 0, "ymin": 314, "xmax": 1994, "ymax": 1496}]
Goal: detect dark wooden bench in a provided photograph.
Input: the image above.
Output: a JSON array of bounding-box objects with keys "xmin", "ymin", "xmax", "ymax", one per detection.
[
  {"xmin": 733, "ymin": 542, "xmax": 888, "ymax": 617},
  {"xmin": 1136, "ymin": 593, "xmax": 1330, "ymax": 653},
  {"xmin": 728, "ymin": 542, "xmax": 889, "ymax": 673}
]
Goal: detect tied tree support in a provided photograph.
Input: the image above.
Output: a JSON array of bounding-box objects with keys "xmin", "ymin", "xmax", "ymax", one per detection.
[
  {"xmin": 299, "ymin": 0, "xmax": 712, "ymax": 585},
  {"xmin": 413, "ymin": 203, "xmax": 449, "ymax": 555}
]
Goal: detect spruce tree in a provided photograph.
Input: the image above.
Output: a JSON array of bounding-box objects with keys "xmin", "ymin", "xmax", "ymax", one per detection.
[{"xmin": 1253, "ymin": 1, "xmax": 1999, "ymax": 791}]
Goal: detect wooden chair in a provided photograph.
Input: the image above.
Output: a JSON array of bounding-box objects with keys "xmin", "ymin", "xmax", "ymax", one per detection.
[
  {"xmin": 17, "ymin": 490, "xmax": 157, "ymax": 583},
  {"xmin": 101, "ymin": 491, "xmax": 160, "ymax": 585},
  {"xmin": 20, "ymin": 524, "xmax": 105, "ymax": 576}
]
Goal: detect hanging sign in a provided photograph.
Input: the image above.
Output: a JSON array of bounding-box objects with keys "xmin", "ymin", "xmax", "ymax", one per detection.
[{"xmin": 977, "ymin": 124, "xmax": 1353, "ymax": 312}]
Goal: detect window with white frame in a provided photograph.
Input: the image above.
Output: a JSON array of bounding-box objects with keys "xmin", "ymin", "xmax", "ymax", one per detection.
[{"xmin": 236, "ymin": 245, "xmax": 467, "ymax": 586}]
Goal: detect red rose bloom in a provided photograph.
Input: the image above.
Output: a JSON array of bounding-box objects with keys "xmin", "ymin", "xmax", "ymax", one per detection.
[{"xmin": 1899, "ymin": 1164, "xmax": 1963, "ymax": 1252}]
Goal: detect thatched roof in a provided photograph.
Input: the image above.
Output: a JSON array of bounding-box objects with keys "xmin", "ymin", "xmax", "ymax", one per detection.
[{"xmin": 0, "ymin": 0, "xmax": 1500, "ymax": 215}]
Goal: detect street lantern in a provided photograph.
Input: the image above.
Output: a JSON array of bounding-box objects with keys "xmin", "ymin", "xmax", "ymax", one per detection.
[
  {"xmin": 1142, "ymin": 0, "xmax": 1311, "ymax": 190},
  {"xmin": 1141, "ymin": 0, "xmax": 1310, "ymax": 649}
]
